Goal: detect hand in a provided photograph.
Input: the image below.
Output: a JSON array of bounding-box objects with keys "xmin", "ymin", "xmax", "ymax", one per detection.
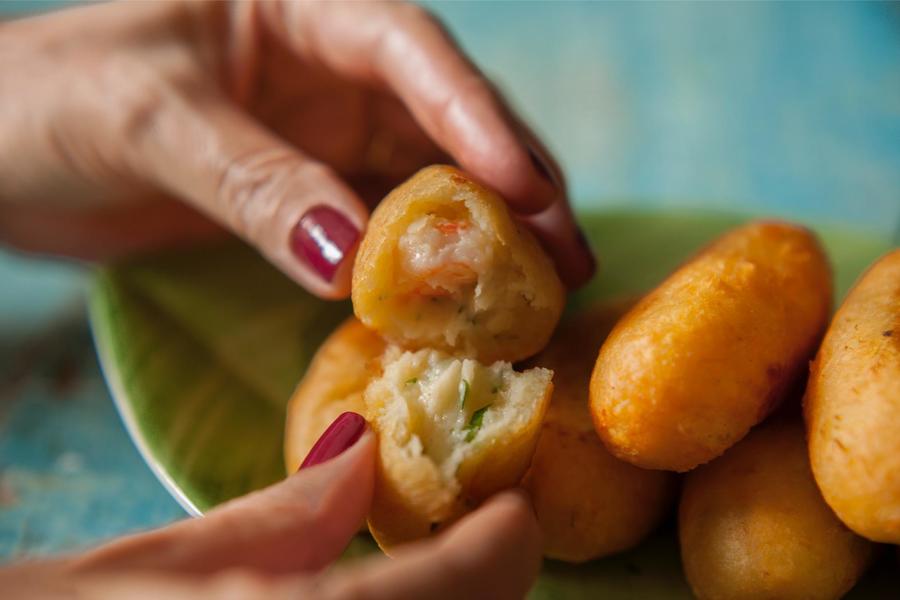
[
  {"xmin": 0, "ymin": 0, "xmax": 595, "ymax": 297},
  {"xmin": 0, "ymin": 413, "xmax": 543, "ymax": 599}
]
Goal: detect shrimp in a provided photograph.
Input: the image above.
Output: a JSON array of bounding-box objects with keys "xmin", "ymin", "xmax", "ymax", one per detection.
[{"xmin": 398, "ymin": 216, "xmax": 484, "ymax": 299}]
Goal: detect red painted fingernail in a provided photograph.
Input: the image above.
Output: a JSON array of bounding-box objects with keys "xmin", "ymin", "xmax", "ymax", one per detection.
[
  {"xmin": 290, "ymin": 205, "xmax": 360, "ymax": 282},
  {"xmin": 526, "ymin": 142, "xmax": 561, "ymax": 191},
  {"xmin": 299, "ymin": 412, "xmax": 367, "ymax": 470},
  {"xmin": 577, "ymin": 227, "xmax": 597, "ymax": 274}
]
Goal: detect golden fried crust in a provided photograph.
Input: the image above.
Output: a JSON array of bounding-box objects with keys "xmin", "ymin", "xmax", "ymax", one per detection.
[
  {"xmin": 366, "ymin": 377, "xmax": 553, "ymax": 552},
  {"xmin": 351, "ymin": 165, "xmax": 564, "ymax": 363},
  {"xmin": 283, "ymin": 318, "xmax": 386, "ymax": 473},
  {"xmin": 591, "ymin": 221, "xmax": 832, "ymax": 471},
  {"xmin": 679, "ymin": 419, "xmax": 873, "ymax": 600},
  {"xmin": 805, "ymin": 248, "xmax": 900, "ymax": 543},
  {"xmin": 522, "ymin": 300, "xmax": 677, "ymax": 562},
  {"xmin": 367, "ymin": 437, "xmax": 462, "ymax": 549},
  {"xmin": 365, "ymin": 346, "xmax": 553, "ymax": 554},
  {"xmin": 457, "ymin": 380, "xmax": 553, "ymax": 502}
]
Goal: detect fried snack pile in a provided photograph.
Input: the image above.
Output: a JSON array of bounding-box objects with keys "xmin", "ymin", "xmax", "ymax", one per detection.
[{"xmin": 283, "ymin": 175, "xmax": 899, "ymax": 589}]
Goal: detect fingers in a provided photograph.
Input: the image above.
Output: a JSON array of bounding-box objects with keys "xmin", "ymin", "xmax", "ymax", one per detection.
[
  {"xmin": 0, "ymin": 200, "xmax": 223, "ymax": 261},
  {"xmin": 71, "ymin": 426, "xmax": 375, "ymax": 576},
  {"xmin": 61, "ymin": 489, "xmax": 539, "ymax": 600},
  {"xmin": 523, "ymin": 195, "xmax": 597, "ymax": 289},
  {"xmin": 126, "ymin": 85, "xmax": 367, "ymax": 299},
  {"xmin": 256, "ymin": 0, "xmax": 596, "ymax": 288},
  {"xmin": 317, "ymin": 489, "xmax": 543, "ymax": 600},
  {"xmin": 257, "ymin": 0, "xmax": 558, "ymax": 215}
]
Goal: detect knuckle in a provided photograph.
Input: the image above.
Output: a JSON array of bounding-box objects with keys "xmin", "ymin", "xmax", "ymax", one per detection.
[
  {"xmin": 95, "ymin": 57, "xmax": 173, "ymax": 143},
  {"xmin": 92, "ymin": 49, "xmax": 204, "ymax": 144},
  {"xmin": 438, "ymin": 74, "xmax": 495, "ymax": 139},
  {"xmin": 215, "ymin": 150, "xmax": 324, "ymax": 244}
]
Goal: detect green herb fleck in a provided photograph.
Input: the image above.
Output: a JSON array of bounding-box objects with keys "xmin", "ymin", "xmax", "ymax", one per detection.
[
  {"xmin": 405, "ymin": 377, "xmax": 418, "ymax": 385},
  {"xmin": 491, "ymin": 385, "xmax": 499, "ymax": 394},
  {"xmin": 464, "ymin": 405, "xmax": 491, "ymax": 442},
  {"xmin": 458, "ymin": 379, "xmax": 470, "ymax": 409}
]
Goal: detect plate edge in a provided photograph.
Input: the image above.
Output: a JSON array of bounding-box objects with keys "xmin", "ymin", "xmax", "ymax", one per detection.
[{"xmin": 87, "ymin": 272, "xmax": 203, "ymax": 518}]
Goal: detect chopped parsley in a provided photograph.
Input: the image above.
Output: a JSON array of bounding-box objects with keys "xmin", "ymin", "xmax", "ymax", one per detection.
[
  {"xmin": 405, "ymin": 377, "xmax": 418, "ymax": 385},
  {"xmin": 458, "ymin": 379, "xmax": 470, "ymax": 409},
  {"xmin": 464, "ymin": 405, "xmax": 491, "ymax": 442},
  {"xmin": 491, "ymin": 384, "xmax": 499, "ymax": 394}
]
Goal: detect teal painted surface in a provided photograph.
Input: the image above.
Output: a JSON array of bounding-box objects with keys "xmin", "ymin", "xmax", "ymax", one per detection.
[
  {"xmin": 0, "ymin": 255, "xmax": 185, "ymax": 563},
  {"xmin": 1, "ymin": 0, "xmax": 898, "ymax": 563},
  {"xmin": 424, "ymin": 1, "xmax": 900, "ymax": 235}
]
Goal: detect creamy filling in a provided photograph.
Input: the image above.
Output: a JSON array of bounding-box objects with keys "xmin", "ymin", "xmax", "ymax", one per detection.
[{"xmin": 379, "ymin": 349, "xmax": 512, "ymax": 483}]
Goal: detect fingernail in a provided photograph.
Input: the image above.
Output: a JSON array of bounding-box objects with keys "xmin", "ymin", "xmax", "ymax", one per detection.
[
  {"xmin": 290, "ymin": 205, "xmax": 360, "ymax": 282},
  {"xmin": 299, "ymin": 412, "xmax": 367, "ymax": 470},
  {"xmin": 526, "ymin": 142, "xmax": 561, "ymax": 191},
  {"xmin": 576, "ymin": 227, "xmax": 598, "ymax": 279}
]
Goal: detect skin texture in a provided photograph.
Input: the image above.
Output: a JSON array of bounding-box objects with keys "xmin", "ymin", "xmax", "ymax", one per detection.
[
  {"xmin": 284, "ymin": 318, "xmax": 386, "ymax": 473},
  {"xmin": 365, "ymin": 351, "xmax": 553, "ymax": 550},
  {"xmin": 0, "ymin": 429, "xmax": 543, "ymax": 599},
  {"xmin": 352, "ymin": 164, "xmax": 565, "ymax": 363},
  {"xmin": 804, "ymin": 249, "xmax": 900, "ymax": 543},
  {"xmin": 0, "ymin": 0, "xmax": 594, "ymax": 296},
  {"xmin": 591, "ymin": 221, "xmax": 832, "ymax": 471},
  {"xmin": 522, "ymin": 300, "xmax": 677, "ymax": 562},
  {"xmin": 679, "ymin": 419, "xmax": 874, "ymax": 600}
]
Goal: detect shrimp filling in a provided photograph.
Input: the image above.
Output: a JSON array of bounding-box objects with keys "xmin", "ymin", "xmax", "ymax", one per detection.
[
  {"xmin": 395, "ymin": 212, "xmax": 513, "ymax": 349},
  {"xmin": 398, "ymin": 214, "xmax": 492, "ymax": 297}
]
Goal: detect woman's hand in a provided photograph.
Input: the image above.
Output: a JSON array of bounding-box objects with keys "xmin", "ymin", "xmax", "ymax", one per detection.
[
  {"xmin": 0, "ymin": 0, "xmax": 595, "ymax": 298},
  {"xmin": 0, "ymin": 413, "xmax": 543, "ymax": 599}
]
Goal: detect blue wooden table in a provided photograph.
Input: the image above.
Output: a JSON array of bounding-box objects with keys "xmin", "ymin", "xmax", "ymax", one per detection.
[{"xmin": 1, "ymin": 1, "xmax": 898, "ymax": 561}]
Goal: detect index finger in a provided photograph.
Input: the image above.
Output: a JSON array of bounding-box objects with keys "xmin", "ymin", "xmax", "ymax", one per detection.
[{"xmin": 258, "ymin": 0, "xmax": 560, "ymax": 215}]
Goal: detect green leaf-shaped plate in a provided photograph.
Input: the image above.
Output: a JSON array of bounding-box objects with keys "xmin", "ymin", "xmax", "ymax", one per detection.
[{"xmin": 88, "ymin": 209, "xmax": 896, "ymax": 598}]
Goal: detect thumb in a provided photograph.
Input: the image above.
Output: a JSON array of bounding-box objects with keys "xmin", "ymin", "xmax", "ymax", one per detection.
[
  {"xmin": 70, "ymin": 413, "xmax": 374, "ymax": 575},
  {"xmin": 126, "ymin": 88, "xmax": 368, "ymax": 299}
]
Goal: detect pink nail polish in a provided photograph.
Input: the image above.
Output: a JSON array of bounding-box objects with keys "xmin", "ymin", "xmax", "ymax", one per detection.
[
  {"xmin": 299, "ymin": 412, "xmax": 367, "ymax": 470},
  {"xmin": 290, "ymin": 205, "xmax": 360, "ymax": 282}
]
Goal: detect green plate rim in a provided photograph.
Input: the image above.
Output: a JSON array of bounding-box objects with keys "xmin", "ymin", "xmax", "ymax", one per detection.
[{"xmin": 88, "ymin": 277, "xmax": 203, "ymax": 517}]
